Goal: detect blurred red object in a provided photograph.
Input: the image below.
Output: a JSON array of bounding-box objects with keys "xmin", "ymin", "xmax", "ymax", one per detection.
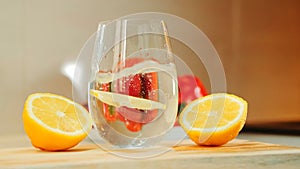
[{"xmin": 175, "ymin": 75, "xmax": 208, "ymax": 126}]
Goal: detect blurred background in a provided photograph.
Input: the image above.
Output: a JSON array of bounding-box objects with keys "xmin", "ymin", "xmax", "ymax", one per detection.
[{"xmin": 0, "ymin": 0, "xmax": 299, "ymax": 135}]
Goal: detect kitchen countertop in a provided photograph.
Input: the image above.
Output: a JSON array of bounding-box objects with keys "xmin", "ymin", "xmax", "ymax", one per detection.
[
  {"xmin": 2, "ymin": 127, "xmax": 299, "ymax": 148},
  {"xmin": 1, "ymin": 127, "xmax": 299, "ymax": 169},
  {"xmin": 238, "ymin": 132, "xmax": 300, "ymax": 147}
]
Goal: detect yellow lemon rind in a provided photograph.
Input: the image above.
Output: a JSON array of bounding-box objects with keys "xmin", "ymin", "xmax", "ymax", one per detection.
[
  {"xmin": 179, "ymin": 93, "xmax": 248, "ymax": 146},
  {"xmin": 23, "ymin": 93, "xmax": 92, "ymax": 151}
]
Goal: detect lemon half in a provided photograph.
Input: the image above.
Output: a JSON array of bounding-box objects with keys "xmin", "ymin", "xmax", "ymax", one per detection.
[
  {"xmin": 179, "ymin": 93, "xmax": 247, "ymax": 146},
  {"xmin": 23, "ymin": 93, "xmax": 92, "ymax": 151}
]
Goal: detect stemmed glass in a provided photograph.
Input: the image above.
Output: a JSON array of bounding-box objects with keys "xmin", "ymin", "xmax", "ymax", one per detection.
[{"xmin": 88, "ymin": 18, "xmax": 178, "ymax": 150}]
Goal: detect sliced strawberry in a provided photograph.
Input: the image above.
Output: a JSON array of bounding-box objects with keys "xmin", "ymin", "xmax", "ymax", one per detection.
[
  {"xmin": 125, "ymin": 119, "xmax": 142, "ymax": 132},
  {"xmin": 139, "ymin": 72, "xmax": 159, "ymax": 123},
  {"xmin": 141, "ymin": 73, "xmax": 154, "ymax": 99},
  {"xmin": 128, "ymin": 74, "xmax": 142, "ymax": 97},
  {"xmin": 114, "ymin": 57, "xmax": 160, "ymax": 131},
  {"xmin": 117, "ymin": 72, "xmax": 159, "ymax": 124},
  {"xmin": 116, "ymin": 73, "xmax": 143, "ymax": 125}
]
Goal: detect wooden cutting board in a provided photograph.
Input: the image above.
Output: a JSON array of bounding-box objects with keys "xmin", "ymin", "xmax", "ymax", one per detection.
[{"xmin": 0, "ymin": 136, "xmax": 300, "ymax": 169}]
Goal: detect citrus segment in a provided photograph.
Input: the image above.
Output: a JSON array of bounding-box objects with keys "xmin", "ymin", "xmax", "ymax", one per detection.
[
  {"xmin": 90, "ymin": 89, "xmax": 166, "ymax": 110},
  {"xmin": 179, "ymin": 93, "xmax": 247, "ymax": 146},
  {"xmin": 23, "ymin": 93, "xmax": 92, "ymax": 151}
]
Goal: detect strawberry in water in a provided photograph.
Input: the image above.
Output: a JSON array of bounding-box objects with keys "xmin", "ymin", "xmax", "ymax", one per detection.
[
  {"xmin": 128, "ymin": 74, "xmax": 142, "ymax": 97},
  {"xmin": 140, "ymin": 73, "xmax": 158, "ymax": 123},
  {"xmin": 95, "ymin": 81, "xmax": 118, "ymax": 122},
  {"xmin": 125, "ymin": 119, "xmax": 142, "ymax": 132},
  {"xmin": 93, "ymin": 57, "xmax": 160, "ymax": 132},
  {"xmin": 141, "ymin": 73, "xmax": 154, "ymax": 99},
  {"xmin": 117, "ymin": 72, "xmax": 159, "ymax": 125},
  {"xmin": 177, "ymin": 75, "xmax": 208, "ymax": 114},
  {"xmin": 115, "ymin": 58, "xmax": 159, "ymax": 132}
]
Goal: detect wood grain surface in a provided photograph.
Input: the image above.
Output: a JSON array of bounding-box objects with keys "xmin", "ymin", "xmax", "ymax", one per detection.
[{"xmin": 0, "ymin": 136, "xmax": 300, "ymax": 169}]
